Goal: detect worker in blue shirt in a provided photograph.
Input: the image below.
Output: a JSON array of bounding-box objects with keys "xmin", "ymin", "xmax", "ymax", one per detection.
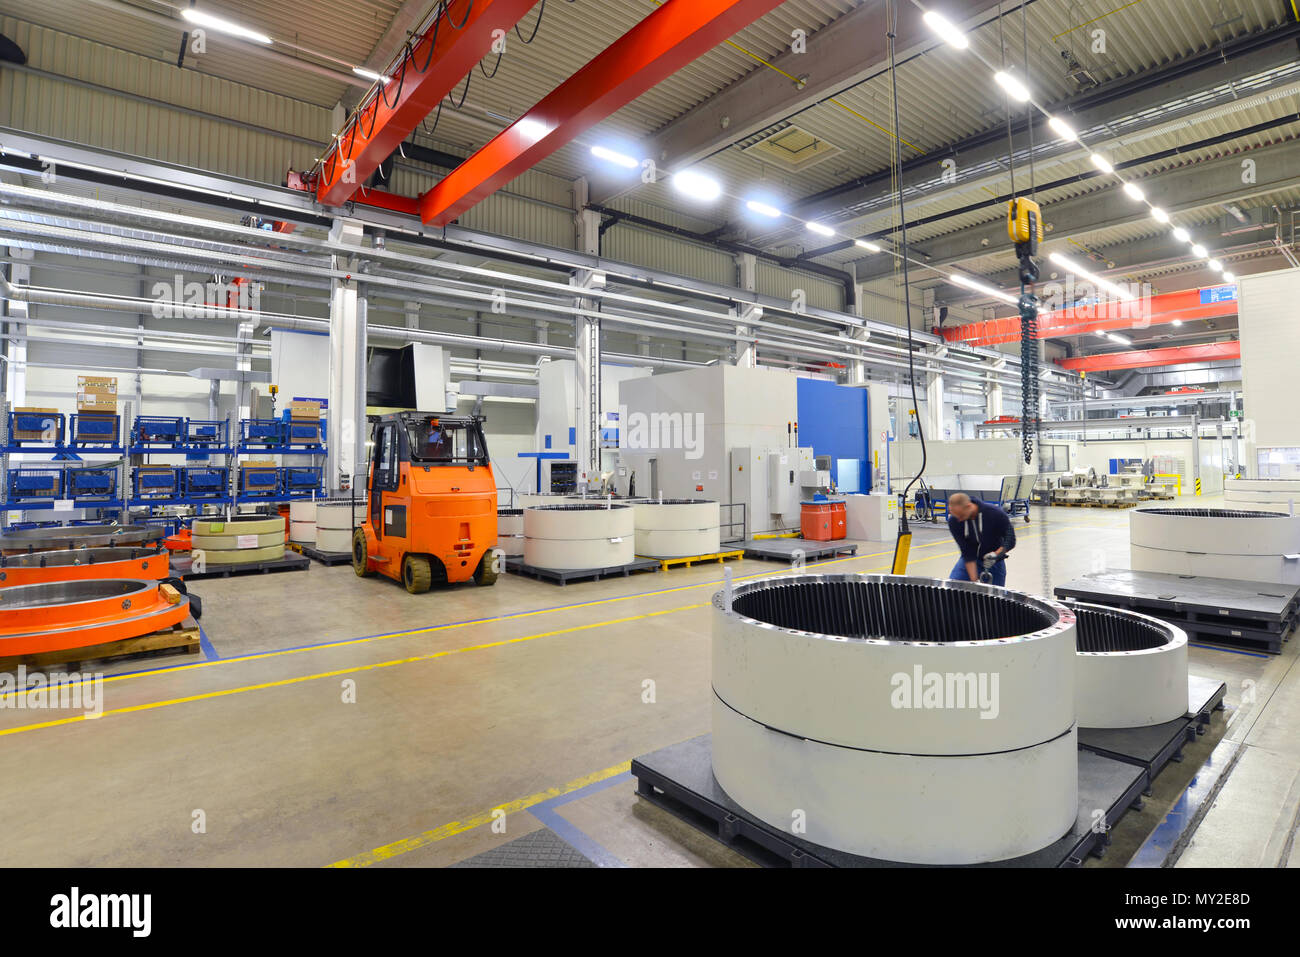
[{"xmin": 946, "ymin": 492, "xmax": 1016, "ymax": 586}]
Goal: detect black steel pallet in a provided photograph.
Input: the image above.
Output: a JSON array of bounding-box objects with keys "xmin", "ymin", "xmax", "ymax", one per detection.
[
  {"xmin": 631, "ymin": 735, "xmax": 1145, "ymax": 868},
  {"xmin": 1055, "ymin": 570, "xmax": 1299, "ymax": 655},
  {"xmin": 174, "ymin": 552, "xmax": 311, "ymax": 580},
  {"xmin": 504, "ymin": 555, "xmax": 661, "ymax": 585},
  {"xmin": 1078, "ymin": 675, "xmax": 1227, "ymax": 795},
  {"xmin": 297, "ymin": 545, "xmax": 353, "ymax": 566},
  {"xmin": 742, "ymin": 538, "xmax": 859, "ymax": 563}
]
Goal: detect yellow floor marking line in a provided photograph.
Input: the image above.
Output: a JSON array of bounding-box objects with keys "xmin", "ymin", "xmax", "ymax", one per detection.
[
  {"xmin": 0, "ymin": 521, "xmax": 1093, "ymax": 703},
  {"xmin": 0, "ymin": 605, "xmax": 705, "ymax": 739},
  {"xmin": 327, "ymin": 760, "xmax": 632, "ymax": 868}
]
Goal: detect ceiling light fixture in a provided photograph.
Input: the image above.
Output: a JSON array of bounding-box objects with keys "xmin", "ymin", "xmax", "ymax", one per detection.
[
  {"xmin": 1047, "ymin": 116, "xmax": 1078, "ymax": 142},
  {"xmin": 854, "ymin": 239, "xmax": 883, "ymax": 252},
  {"xmin": 591, "ymin": 145, "xmax": 639, "ymax": 169},
  {"xmin": 1122, "ymin": 182, "xmax": 1144, "ymax": 201},
  {"xmin": 922, "ymin": 10, "xmax": 970, "ymax": 49},
  {"xmin": 1107, "ymin": 332, "xmax": 1132, "ymax": 345},
  {"xmin": 673, "ymin": 170, "xmax": 722, "ymax": 202},
  {"xmin": 745, "ymin": 199, "xmax": 782, "ymax": 218},
  {"xmin": 352, "ymin": 67, "xmax": 390, "ymax": 84},
  {"xmin": 806, "ymin": 221, "xmax": 836, "ymax": 237},
  {"xmin": 1191, "ymin": 244, "xmax": 1207, "ymax": 258},
  {"xmin": 950, "ymin": 273, "xmax": 1018, "ymax": 304},
  {"xmin": 1172, "ymin": 227, "xmax": 1190, "ymax": 243},
  {"xmin": 1089, "ymin": 154, "xmax": 1113, "ymax": 174},
  {"xmin": 1151, "ymin": 207, "xmax": 1169, "ymax": 223},
  {"xmin": 180, "ymin": 8, "xmax": 272, "ymax": 44},
  {"xmin": 993, "ymin": 70, "xmax": 1032, "ymax": 102},
  {"xmin": 1048, "ymin": 252, "xmax": 1135, "ymax": 301}
]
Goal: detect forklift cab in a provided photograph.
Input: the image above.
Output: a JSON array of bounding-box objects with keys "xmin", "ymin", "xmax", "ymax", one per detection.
[{"xmin": 355, "ymin": 413, "xmax": 499, "ymax": 592}]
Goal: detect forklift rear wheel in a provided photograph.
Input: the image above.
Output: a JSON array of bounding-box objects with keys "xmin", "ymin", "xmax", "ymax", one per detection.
[
  {"xmin": 403, "ymin": 555, "xmax": 433, "ymax": 594},
  {"xmin": 352, "ymin": 529, "xmax": 373, "ymax": 577},
  {"xmin": 474, "ymin": 553, "xmax": 499, "ymax": 586}
]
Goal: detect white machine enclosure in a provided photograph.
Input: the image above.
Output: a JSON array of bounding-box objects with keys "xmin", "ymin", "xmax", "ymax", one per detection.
[
  {"xmin": 843, "ymin": 492, "xmax": 899, "ymax": 541},
  {"xmin": 710, "ymin": 574, "xmax": 1079, "ymax": 864},
  {"xmin": 632, "ymin": 500, "xmax": 721, "ymax": 558},
  {"xmin": 1129, "ymin": 507, "xmax": 1300, "ymax": 584},
  {"xmin": 1069, "ymin": 602, "xmax": 1189, "ymax": 728},
  {"xmin": 524, "ymin": 504, "xmax": 635, "ymax": 570}
]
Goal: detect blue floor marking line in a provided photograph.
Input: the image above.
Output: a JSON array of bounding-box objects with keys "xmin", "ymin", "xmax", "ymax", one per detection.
[
  {"xmin": 1188, "ymin": 642, "xmax": 1272, "ymax": 659},
  {"xmin": 1128, "ymin": 722, "xmax": 1242, "ymax": 867},
  {"xmin": 528, "ymin": 772, "xmax": 631, "ymax": 868},
  {"xmin": 198, "ymin": 626, "xmax": 219, "ymax": 661}
]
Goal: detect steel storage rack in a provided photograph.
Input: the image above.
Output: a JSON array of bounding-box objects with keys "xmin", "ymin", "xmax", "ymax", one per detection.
[
  {"xmin": 1, "ymin": 400, "xmax": 128, "ymax": 528},
  {"xmin": 233, "ymin": 411, "xmax": 326, "ymax": 504},
  {"xmin": 127, "ymin": 411, "xmax": 236, "ymax": 511}
]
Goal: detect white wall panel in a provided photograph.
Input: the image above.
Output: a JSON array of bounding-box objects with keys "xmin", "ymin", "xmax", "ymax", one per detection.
[{"xmin": 1239, "ymin": 266, "xmax": 1300, "ymax": 453}]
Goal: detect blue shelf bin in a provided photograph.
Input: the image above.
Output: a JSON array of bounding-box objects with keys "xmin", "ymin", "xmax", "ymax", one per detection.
[
  {"xmin": 66, "ymin": 465, "xmax": 119, "ymax": 502},
  {"xmin": 10, "ymin": 521, "xmax": 60, "ymax": 530},
  {"xmin": 240, "ymin": 418, "xmax": 285, "ymax": 448},
  {"xmin": 133, "ymin": 415, "xmax": 186, "ymax": 446},
  {"xmin": 69, "ymin": 413, "xmax": 121, "ymax": 448},
  {"xmin": 280, "ymin": 466, "xmax": 323, "ymax": 497},
  {"xmin": 7, "ymin": 466, "xmax": 64, "ymax": 503},
  {"xmin": 133, "ymin": 466, "xmax": 180, "ymax": 500},
  {"xmin": 8, "ymin": 410, "xmax": 65, "ymax": 447},
  {"xmin": 184, "ymin": 466, "xmax": 229, "ymax": 500},
  {"xmin": 284, "ymin": 419, "xmax": 324, "ymax": 447},
  {"xmin": 186, "ymin": 419, "xmax": 229, "ymax": 448},
  {"xmin": 239, "ymin": 465, "xmax": 281, "ymax": 498}
]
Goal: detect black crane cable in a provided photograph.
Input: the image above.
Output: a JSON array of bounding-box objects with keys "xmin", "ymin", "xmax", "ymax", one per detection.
[{"xmin": 889, "ymin": 0, "xmax": 927, "ymax": 511}]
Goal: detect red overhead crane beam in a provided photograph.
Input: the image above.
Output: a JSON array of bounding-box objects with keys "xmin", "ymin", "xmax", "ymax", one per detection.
[
  {"xmin": 419, "ymin": 0, "xmax": 788, "ymax": 227},
  {"xmin": 314, "ymin": 0, "xmax": 538, "ymax": 208},
  {"xmin": 1057, "ymin": 341, "xmax": 1240, "ymax": 373},
  {"xmin": 941, "ymin": 287, "xmax": 1239, "ymax": 347}
]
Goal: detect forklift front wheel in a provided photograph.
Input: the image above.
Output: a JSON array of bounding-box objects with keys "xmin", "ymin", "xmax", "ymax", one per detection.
[
  {"xmin": 403, "ymin": 554, "xmax": 433, "ymax": 594},
  {"xmin": 352, "ymin": 529, "xmax": 374, "ymax": 577}
]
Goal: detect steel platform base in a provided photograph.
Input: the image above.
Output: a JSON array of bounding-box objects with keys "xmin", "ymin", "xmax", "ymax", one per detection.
[
  {"xmin": 742, "ymin": 538, "xmax": 858, "ymax": 563},
  {"xmin": 173, "ymin": 552, "xmax": 311, "ymax": 580},
  {"xmin": 504, "ymin": 555, "xmax": 661, "ymax": 585},
  {"xmin": 631, "ymin": 734, "xmax": 1145, "ymax": 868},
  {"xmin": 1055, "ymin": 569, "xmax": 1299, "ymax": 654},
  {"xmin": 1078, "ymin": 675, "xmax": 1227, "ymax": 795},
  {"xmin": 297, "ymin": 545, "xmax": 353, "ymax": 566}
]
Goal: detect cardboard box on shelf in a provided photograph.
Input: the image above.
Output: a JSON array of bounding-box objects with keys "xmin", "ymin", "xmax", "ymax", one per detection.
[
  {"xmin": 12, "ymin": 407, "xmax": 60, "ymax": 439},
  {"xmin": 76, "ymin": 395, "xmax": 118, "ymax": 413},
  {"xmin": 289, "ymin": 401, "xmax": 321, "ymax": 421},
  {"xmin": 77, "ymin": 376, "xmax": 118, "ymax": 393}
]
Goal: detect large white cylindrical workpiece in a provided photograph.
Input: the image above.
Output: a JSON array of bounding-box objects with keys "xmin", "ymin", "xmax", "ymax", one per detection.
[
  {"xmin": 497, "ymin": 509, "xmax": 525, "ymax": 557},
  {"xmin": 1068, "ymin": 602, "xmax": 1188, "ymax": 728},
  {"xmin": 1224, "ymin": 478, "xmax": 1300, "ymax": 510},
  {"xmin": 632, "ymin": 499, "xmax": 720, "ymax": 558},
  {"xmin": 524, "ymin": 504, "xmax": 635, "ymax": 570},
  {"xmin": 1129, "ymin": 507, "xmax": 1300, "ymax": 584},
  {"xmin": 314, "ymin": 503, "xmax": 358, "ymax": 553},
  {"xmin": 712, "ymin": 575, "xmax": 1079, "ymax": 864}
]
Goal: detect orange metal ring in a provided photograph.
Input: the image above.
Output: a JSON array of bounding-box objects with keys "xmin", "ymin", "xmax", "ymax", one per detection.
[
  {"xmin": 0, "ymin": 580, "xmax": 189, "ymax": 657},
  {"xmin": 0, "ymin": 547, "xmax": 170, "ymax": 589}
]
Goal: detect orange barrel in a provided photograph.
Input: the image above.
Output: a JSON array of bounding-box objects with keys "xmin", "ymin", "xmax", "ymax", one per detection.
[
  {"xmin": 0, "ymin": 547, "xmax": 170, "ymax": 589},
  {"xmin": 0, "ymin": 524, "xmax": 165, "ymax": 556},
  {"xmin": 0, "ymin": 580, "xmax": 190, "ymax": 657},
  {"xmin": 800, "ymin": 502, "xmax": 834, "ymax": 542},
  {"xmin": 829, "ymin": 500, "xmax": 847, "ymax": 540}
]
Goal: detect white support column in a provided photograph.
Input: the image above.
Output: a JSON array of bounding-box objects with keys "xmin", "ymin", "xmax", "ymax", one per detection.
[
  {"xmin": 404, "ymin": 300, "xmax": 420, "ymax": 329},
  {"xmin": 734, "ymin": 252, "xmax": 759, "ymax": 367},
  {"xmin": 986, "ymin": 380, "xmax": 1003, "ymax": 419},
  {"xmin": 328, "ymin": 218, "xmax": 366, "ymax": 493},
  {"xmin": 925, "ymin": 371, "xmax": 945, "ymax": 442},
  {"xmin": 572, "ymin": 180, "xmax": 604, "ymax": 484},
  {"xmin": 3, "ymin": 248, "xmax": 32, "ymax": 409},
  {"xmin": 848, "ymin": 264, "xmax": 869, "ymax": 386}
]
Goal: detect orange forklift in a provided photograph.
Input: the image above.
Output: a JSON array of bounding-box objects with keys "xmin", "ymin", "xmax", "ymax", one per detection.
[{"xmin": 352, "ymin": 412, "xmax": 499, "ymax": 592}]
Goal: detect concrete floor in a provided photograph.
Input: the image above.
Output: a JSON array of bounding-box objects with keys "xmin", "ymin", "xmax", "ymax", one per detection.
[{"xmin": 1, "ymin": 496, "xmax": 1294, "ymax": 867}]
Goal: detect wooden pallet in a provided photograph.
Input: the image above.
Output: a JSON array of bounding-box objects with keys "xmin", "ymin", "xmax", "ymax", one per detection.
[
  {"xmin": 0, "ymin": 616, "xmax": 201, "ymax": 671},
  {"xmin": 650, "ymin": 549, "xmax": 744, "ymax": 571}
]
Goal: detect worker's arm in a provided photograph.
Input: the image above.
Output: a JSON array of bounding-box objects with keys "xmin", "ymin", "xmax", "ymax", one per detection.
[
  {"xmin": 982, "ymin": 512, "xmax": 1017, "ymax": 564},
  {"xmin": 965, "ymin": 560, "xmax": 980, "ymax": 581},
  {"xmin": 949, "ymin": 517, "xmax": 981, "ymax": 581}
]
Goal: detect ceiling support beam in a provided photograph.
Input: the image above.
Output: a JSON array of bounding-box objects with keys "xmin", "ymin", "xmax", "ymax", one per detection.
[
  {"xmin": 1058, "ymin": 341, "xmax": 1240, "ymax": 372},
  {"xmin": 314, "ymin": 0, "xmax": 538, "ymax": 207},
  {"xmin": 419, "ymin": 0, "xmax": 788, "ymax": 227}
]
